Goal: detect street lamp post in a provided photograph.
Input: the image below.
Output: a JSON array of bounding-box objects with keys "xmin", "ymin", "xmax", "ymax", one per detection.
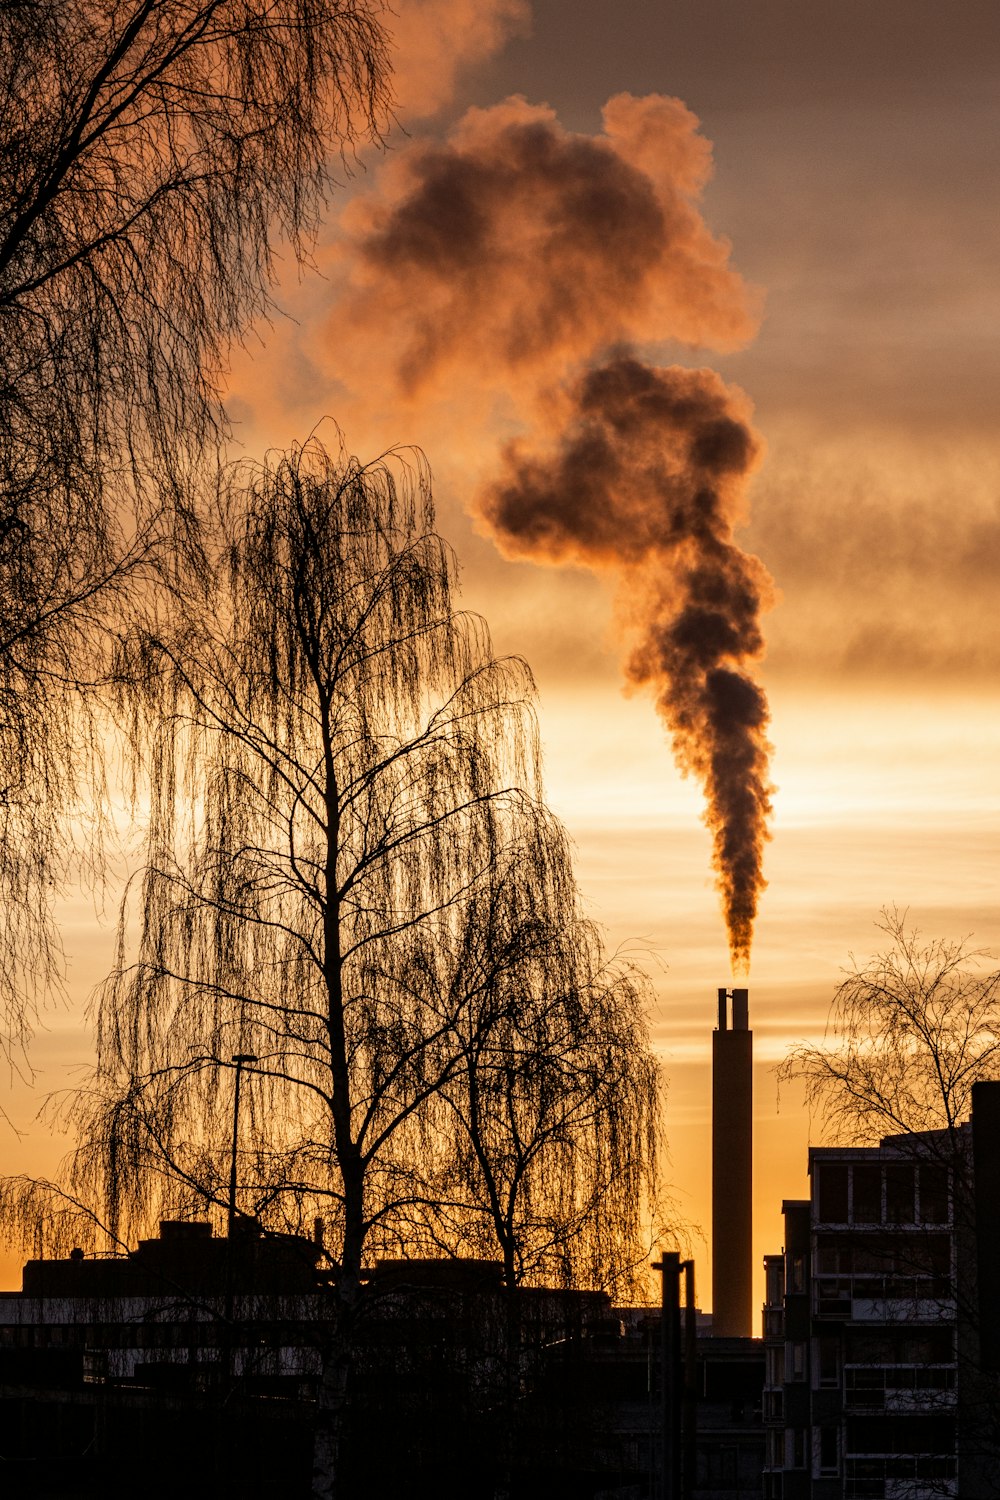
[
  {"xmin": 653, "ymin": 1251, "xmax": 681, "ymax": 1500},
  {"xmin": 224, "ymin": 1053, "xmax": 257, "ymax": 1389},
  {"xmin": 228, "ymin": 1053, "xmax": 257, "ymax": 1238}
]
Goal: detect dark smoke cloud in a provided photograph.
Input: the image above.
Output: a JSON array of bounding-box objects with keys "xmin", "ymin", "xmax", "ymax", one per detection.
[
  {"xmin": 332, "ymin": 93, "xmax": 759, "ymax": 403},
  {"xmin": 325, "ymin": 93, "xmax": 774, "ymax": 967},
  {"xmin": 482, "ymin": 358, "xmax": 774, "ymax": 971}
]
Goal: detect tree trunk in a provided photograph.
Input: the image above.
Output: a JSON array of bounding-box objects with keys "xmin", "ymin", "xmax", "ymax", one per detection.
[
  {"xmin": 311, "ymin": 1251, "xmax": 362, "ymax": 1500},
  {"xmin": 312, "ymin": 1317, "xmax": 353, "ymax": 1500},
  {"xmin": 495, "ymin": 1256, "xmax": 521, "ymax": 1500}
]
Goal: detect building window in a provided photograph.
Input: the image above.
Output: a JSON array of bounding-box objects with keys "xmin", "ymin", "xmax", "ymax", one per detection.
[
  {"xmin": 788, "ymin": 1429, "xmax": 807, "ymax": 1469},
  {"xmin": 885, "ymin": 1161, "xmax": 916, "ymax": 1223},
  {"xmin": 699, "ymin": 1446, "xmax": 739, "ymax": 1489},
  {"xmin": 846, "ymin": 1412, "xmax": 956, "ymax": 1457},
  {"xmin": 787, "ymin": 1342, "xmax": 806, "ymax": 1381},
  {"xmin": 817, "ymin": 1425, "xmax": 839, "ymax": 1474},
  {"xmin": 851, "ymin": 1162, "xmax": 882, "ymax": 1222},
  {"xmin": 817, "ymin": 1162, "xmax": 849, "ymax": 1222},
  {"xmin": 817, "ymin": 1338, "xmax": 839, "ymax": 1387},
  {"xmin": 919, "ymin": 1163, "xmax": 950, "ymax": 1223},
  {"xmin": 815, "ymin": 1239, "xmax": 847, "ymax": 1275},
  {"xmin": 846, "ymin": 1326, "xmax": 954, "ymax": 1366}
]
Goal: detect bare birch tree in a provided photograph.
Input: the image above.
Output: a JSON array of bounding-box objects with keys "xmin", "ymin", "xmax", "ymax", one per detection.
[
  {"xmin": 780, "ymin": 909, "xmax": 1000, "ymax": 1150},
  {"xmin": 46, "ymin": 436, "xmax": 660, "ymax": 1497},
  {"xmin": 412, "ymin": 833, "xmax": 663, "ymax": 1495},
  {"xmin": 411, "ymin": 827, "xmax": 661, "ymax": 1297},
  {"xmin": 0, "ymin": 0, "xmax": 390, "ymax": 1040}
]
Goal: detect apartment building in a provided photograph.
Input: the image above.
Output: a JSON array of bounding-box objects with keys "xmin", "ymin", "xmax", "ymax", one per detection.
[{"xmin": 761, "ymin": 1080, "xmax": 1000, "ymax": 1500}]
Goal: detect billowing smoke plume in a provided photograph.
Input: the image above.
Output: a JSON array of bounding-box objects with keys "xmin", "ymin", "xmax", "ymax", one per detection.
[
  {"xmin": 332, "ymin": 93, "xmax": 758, "ymax": 404},
  {"xmin": 389, "ymin": 0, "xmax": 530, "ymax": 121},
  {"xmin": 327, "ymin": 92, "xmax": 774, "ymax": 968},
  {"xmin": 482, "ymin": 357, "xmax": 772, "ymax": 970}
]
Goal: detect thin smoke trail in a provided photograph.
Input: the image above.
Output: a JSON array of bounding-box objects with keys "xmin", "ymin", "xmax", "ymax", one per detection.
[{"xmin": 481, "ymin": 356, "xmax": 773, "ymax": 970}]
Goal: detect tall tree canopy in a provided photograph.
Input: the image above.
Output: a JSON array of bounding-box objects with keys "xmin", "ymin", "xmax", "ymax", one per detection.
[
  {"xmin": 418, "ymin": 839, "xmax": 660, "ymax": 1297},
  {"xmin": 780, "ymin": 909, "xmax": 1000, "ymax": 1149},
  {"xmin": 1, "ymin": 0, "xmax": 389, "ymax": 499},
  {"xmin": 0, "ymin": 0, "xmax": 391, "ymax": 1038},
  {"xmin": 49, "ymin": 437, "xmax": 661, "ymax": 1492}
]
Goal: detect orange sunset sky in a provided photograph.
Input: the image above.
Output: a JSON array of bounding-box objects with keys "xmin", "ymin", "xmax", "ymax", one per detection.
[{"xmin": 7, "ymin": 0, "xmax": 1000, "ymax": 1309}]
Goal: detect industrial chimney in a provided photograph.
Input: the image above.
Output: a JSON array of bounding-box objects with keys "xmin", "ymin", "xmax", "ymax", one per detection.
[{"xmin": 712, "ymin": 986, "xmax": 752, "ymax": 1337}]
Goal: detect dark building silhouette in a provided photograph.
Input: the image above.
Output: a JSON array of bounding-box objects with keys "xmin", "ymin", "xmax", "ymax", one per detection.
[
  {"xmin": 713, "ymin": 985, "xmax": 753, "ymax": 1338},
  {"xmin": 0, "ymin": 1228, "xmax": 589, "ymax": 1497},
  {"xmin": 651, "ymin": 1248, "xmax": 764, "ymax": 1500},
  {"xmin": 0, "ymin": 1215, "xmax": 768, "ymax": 1498},
  {"xmin": 694, "ymin": 1335, "xmax": 766, "ymax": 1498},
  {"xmin": 761, "ymin": 1081, "xmax": 1000, "ymax": 1498},
  {"xmin": 0, "ymin": 1220, "xmax": 322, "ymax": 1496}
]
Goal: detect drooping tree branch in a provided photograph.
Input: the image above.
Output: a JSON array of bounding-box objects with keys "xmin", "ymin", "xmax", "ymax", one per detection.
[
  {"xmin": 780, "ymin": 907, "xmax": 1000, "ymax": 1150},
  {"xmin": 37, "ymin": 435, "xmax": 661, "ymax": 1495},
  {"xmin": 0, "ymin": 0, "xmax": 392, "ymax": 1046}
]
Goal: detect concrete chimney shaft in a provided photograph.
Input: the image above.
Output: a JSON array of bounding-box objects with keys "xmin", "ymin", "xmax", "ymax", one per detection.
[{"xmin": 711, "ymin": 987, "xmax": 752, "ymax": 1337}]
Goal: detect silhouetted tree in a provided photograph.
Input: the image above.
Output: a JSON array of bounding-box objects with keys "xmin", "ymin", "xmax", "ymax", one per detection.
[
  {"xmin": 416, "ymin": 835, "xmax": 662, "ymax": 1493},
  {"xmin": 411, "ymin": 829, "xmax": 660, "ymax": 1294},
  {"xmin": 780, "ymin": 909, "xmax": 1000, "ymax": 1149},
  {"xmin": 0, "ymin": 0, "xmax": 390, "ymax": 1045},
  {"xmin": 780, "ymin": 909, "xmax": 1000, "ymax": 1497},
  {"xmin": 45, "ymin": 437, "xmax": 660, "ymax": 1497}
]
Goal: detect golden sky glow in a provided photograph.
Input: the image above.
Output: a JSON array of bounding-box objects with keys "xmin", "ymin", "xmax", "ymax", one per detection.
[{"xmin": 6, "ymin": 0, "xmax": 1000, "ymax": 1309}]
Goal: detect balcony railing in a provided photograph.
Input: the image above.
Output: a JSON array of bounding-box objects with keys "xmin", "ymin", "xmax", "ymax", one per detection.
[{"xmin": 814, "ymin": 1275, "xmax": 952, "ymax": 1318}]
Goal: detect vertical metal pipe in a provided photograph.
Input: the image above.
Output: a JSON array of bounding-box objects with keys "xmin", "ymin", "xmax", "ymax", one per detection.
[
  {"xmin": 682, "ymin": 1259, "xmax": 697, "ymax": 1499},
  {"xmin": 228, "ymin": 1062, "xmax": 243, "ymax": 1242},
  {"xmin": 654, "ymin": 1252, "xmax": 682, "ymax": 1500},
  {"xmin": 228, "ymin": 1053, "xmax": 257, "ymax": 1238},
  {"xmin": 225, "ymin": 1052, "xmax": 256, "ymax": 1385}
]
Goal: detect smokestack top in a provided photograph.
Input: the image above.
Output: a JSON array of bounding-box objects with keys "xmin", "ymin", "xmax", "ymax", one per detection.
[{"xmin": 716, "ymin": 986, "xmax": 749, "ymax": 1031}]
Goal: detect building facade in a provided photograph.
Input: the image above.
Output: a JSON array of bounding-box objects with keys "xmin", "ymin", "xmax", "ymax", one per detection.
[
  {"xmin": 0, "ymin": 1216, "xmax": 769, "ymax": 1497},
  {"xmin": 762, "ymin": 1081, "xmax": 1000, "ymax": 1499}
]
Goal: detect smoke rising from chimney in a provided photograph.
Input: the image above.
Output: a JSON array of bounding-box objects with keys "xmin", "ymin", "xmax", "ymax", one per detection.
[
  {"xmin": 327, "ymin": 93, "xmax": 775, "ymax": 966},
  {"xmin": 482, "ymin": 357, "xmax": 773, "ymax": 970},
  {"xmin": 332, "ymin": 93, "xmax": 759, "ymax": 404}
]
